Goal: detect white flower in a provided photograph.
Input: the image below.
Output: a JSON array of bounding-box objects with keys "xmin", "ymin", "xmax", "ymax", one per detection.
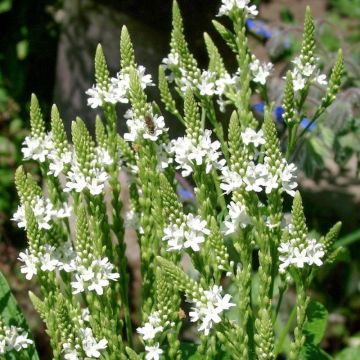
[
  {"xmin": 198, "ymin": 70, "xmax": 216, "ymax": 96},
  {"xmin": 306, "ymin": 239, "xmax": 325, "ymax": 266},
  {"xmin": 64, "ymin": 156, "xmax": 109, "ymax": 195},
  {"xmin": 220, "ymin": 167, "xmax": 243, "ymax": 194},
  {"xmin": 22, "ymin": 133, "xmax": 54, "ymax": 163},
  {"xmin": 12, "ymin": 205, "xmax": 26, "ymax": 229},
  {"xmin": 18, "ymin": 249, "xmax": 38, "ymax": 280},
  {"xmin": 223, "ymin": 201, "xmax": 252, "ymax": 235},
  {"xmin": 170, "ymin": 136, "xmax": 196, "ymax": 177},
  {"xmin": 106, "ymin": 76, "xmax": 129, "ymax": 104},
  {"xmin": 243, "ymin": 162, "xmax": 267, "ymax": 192},
  {"xmin": 184, "ymin": 213, "xmax": 210, "ymax": 251},
  {"xmin": 64, "ymin": 167, "xmax": 87, "ymax": 193},
  {"xmin": 80, "ymin": 327, "xmax": 108, "ymax": 358},
  {"xmin": 172, "ymin": 130, "xmax": 226, "ymax": 176},
  {"xmin": 302, "ymin": 63, "xmax": 316, "ymax": 77},
  {"xmin": 162, "ymin": 214, "xmax": 209, "ymax": 252},
  {"xmin": 57, "ymin": 247, "xmax": 77, "ymax": 273},
  {"xmin": 137, "ymin": 311, "xmax": 164, "ymax": 341},
  {"xmin": 71, "ymin": 257, "xmax": 120, "ymax": 295},
  {"xmin": 63, "ymin": 343, "xmax": 80, "ymax": 360},
  {"xmin": 124, "ymin": 114, "xmax": 168, "ymax": 142},
  {"xmin": 263, "ymin": 173, "xmax": 279, "ymax": 194},
  {"xmin": 14, "ymin": 195, "xmax": 70, "ymax": 231},
  {"xmin": 71, "ymin": 274, "xmax": 86, "ymax": 294},
  {"xmin": 47, "ymin": 151, "xmax": 71, "ymax": 176},
  {"xmin": 280, "ymin": 162, "xmax": 297, "ymax": 197},
  {"xmin": 278, "ymin": 237, "xmax": 325, "ymax": 273},
  {"xmin": 217, "ymin": 0, "xmax": 258, "ymax": 18},
  {"xmin": 86, "ymin": 85, "xmax": 104, "ymax": 108},
  {"xmin": 143, "ymin": 115, "xmax": 168, "ymax": 142},
  {"xmin": 292, "ymin": 69, "xmax": 306, "ymax": 91},
  {"xmin": 162, "ymin": 52, "xmax": 180, "ymax": 68},
  {"xmin": 162, "ymin": 222, "xmax": 186, "ymax": 251},
  {"xmin": 137, "ymin": 65, "xmax": 155, "ymax": 88},
  {"xmin": 56, "ymin": 203, "xmax": 72, "ymax": 218},
  {"xmin": 315, "ymin": 74, "xmax": 327, "ymax": 86},
  {"xmin": 145, "ymin": 343, "xmax": 163, "ymax": 360},
  {"xmin": 82, "ymin": 308, "xmax": 91, "ymax": 322},
  {"xmin": 291, "ymin": 248, "xmax": 309, "ymax": 268},
  {"xmin": 215, "ymin": 73, "xmax": 237, "ymax": 96},
  {"xmin": 40, "ymin": 246, "xmax": 60, "ymax": 272},
  {"xmin": 4, "ymin": 326, "xmax": 33, "ymax": 352},
  {"xmin": 96, "ymin": 147, "xmax": 113, "ymax": 166},
  {"xmin": 189, "ymin": 285, "xmax": 235, "ymax": 336},
  {"xmin": 156, "ymin": 143, "xmax": 173, "ymax": 170},
  {"xmin": 250, "ymin": 59, "xmax": 273, "ymax": 85},
  {"xmin": 241, "ymin": 128, "xmax": 266, "ymax": 147}
]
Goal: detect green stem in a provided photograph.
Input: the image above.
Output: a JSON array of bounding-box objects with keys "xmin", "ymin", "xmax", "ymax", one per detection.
[
  {"xmin": 211, "ymin": 171, "xmax": 227, "ymax": 214},
  {"xmin": 274, "ymin": 305, "xmax": 296, "ymax": 356}
]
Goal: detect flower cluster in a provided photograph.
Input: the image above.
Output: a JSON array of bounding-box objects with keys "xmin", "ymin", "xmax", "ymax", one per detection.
[
  {"xmin": 0, "ymin": 326, "xmax": 33, "ymax": 355},
  {"xmin": 18, "ymin": 242, "xmax": 77, "ymax": 280},
  {"xmin": 124, "ymin": 112, "xmax": 168, "ymax": 142},
  {"xmin": 162, "ymin": 213, "xmax": 210, "ymax": 252},
  {"xmin": 62, "ymin": 327, "xmax": 108, "ymax": 359},
  {"xmin": 223, "ymin": 201, "xmax": 252, "ymax": 235},
  {"xmin": 22, "ymin": 132, "xmax": 54, "ymax": 163},
  {"xmin": 220, "ymin": 127, "xmax": 298, "ymax": 197},
  {"xmin": 171, "ymin": 129, "xmax": 225, "ymax": 177},
  {"xmin": 278, "ymin": 237, "xmax": 325, "ymax": 273},
  {"xmin": 250, "ymin": 58, "xmax": 273, "ymax": 85},
  {"xmin": 71, "ymin": 257, "xmax": 120, "ymax": 295},
  {"xmin": 64, "ymin": 149, "xmax": 112, "ymax": 195},
  {"xmin": 137, "ymin": 311, "xmax": 164, "ymax": 341},
  {"xmin": 86, "ymin": 65, "xmax": 154, "ymax": 108},
  {"xmin": 217, "ymin": 0, "xmax": 258, "ymax": 18},
  {"xmin": 290, "ymin": 56, "xmax": 327, "ymax": 92},
  {"xmin": 12, "ymin": 196, "xmax": 72, "ymax": 230},
  {"xmin": 188, "ymin": 285, "xmax": 235, "ymax": 336}
]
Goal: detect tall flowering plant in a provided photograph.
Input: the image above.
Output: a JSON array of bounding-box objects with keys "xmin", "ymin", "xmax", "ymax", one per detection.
[{"xmin": 3, "ymin": 1, "xmax": 345, "ymax": 359}]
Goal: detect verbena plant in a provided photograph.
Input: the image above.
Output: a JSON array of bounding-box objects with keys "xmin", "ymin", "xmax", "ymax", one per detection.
[{"xmin": 1, "ymin": 1, "xmax": 345, "ymax": 359}]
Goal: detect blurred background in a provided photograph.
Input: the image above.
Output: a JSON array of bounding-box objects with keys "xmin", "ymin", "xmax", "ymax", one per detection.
[{"xmin": 0, "ymin": 0, "xmax": 360, "ymax": 358}]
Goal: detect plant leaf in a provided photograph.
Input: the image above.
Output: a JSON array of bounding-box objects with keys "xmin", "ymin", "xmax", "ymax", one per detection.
[
  {"xmin": 0, "ymin": 271, "xmax": 39, "ymax": 360},
  {"xmin": 303, "ymin": 300, "xmax": 328, "ymax": 345},
  {"xmin": 299, "ymin": 343, "xmax": 333, "ymax": 360}
]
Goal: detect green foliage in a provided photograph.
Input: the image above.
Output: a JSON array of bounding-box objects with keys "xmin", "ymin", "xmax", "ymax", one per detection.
[
  {"xmin": 303, "ymin": 301, "xmax": 328, "ymax": 346},
  {"xmin": 0, "ymin": 272, "xmax": 39, "ymax": 360}
]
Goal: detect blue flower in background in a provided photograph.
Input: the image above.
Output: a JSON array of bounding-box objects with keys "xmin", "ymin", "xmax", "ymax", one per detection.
[
  {"xmin": 253, "ymin": 102, "xmax": 265, "ymax": 114},
  {"xmin": 274, "ymin": 106, "xmax": 285, "ymax": 123},
  {"xmin": 246, "ymin": 19, "xmax": 272, "ymax": 40},
  {"xmin": 177, "ymin": 186, "xmax": 195, "ymax": 201},
  {"xmin": 299, "ymin": 118, "xmax": 317, "ymax": 132},
  {"xmin": 252, "ymin": 102, "xmax": 316, "ymax": 132}
]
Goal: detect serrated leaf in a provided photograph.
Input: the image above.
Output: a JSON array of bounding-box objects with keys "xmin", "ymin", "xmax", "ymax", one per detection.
[
  {"xmin": 0, "ymin": 271, "xmax": 39, "ymax": 360},
  {"xmin": 303, "ymin": 301, "xmax": 328, "ymax": 345}
]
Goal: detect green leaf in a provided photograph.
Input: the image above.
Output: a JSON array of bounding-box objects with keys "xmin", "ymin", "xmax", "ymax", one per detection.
[
  {"xmin": 335, "ymin": 346, "xmax": 360, "ymax": 360},
  {"xmin": 299, "ymin": 343, "xmax": 333, "ymax": 360},
  {"xmin": 303, "ymin": 300, "xmax": 328, "ymax": 345},
  {"xmin": 0, "ymin": 271, "xmax": 39, "ymax": 360}
]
